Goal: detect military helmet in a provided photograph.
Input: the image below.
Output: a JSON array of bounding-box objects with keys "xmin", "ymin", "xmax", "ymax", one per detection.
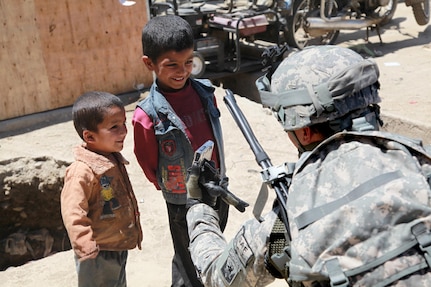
[{"xmin": 257, "ymin": 45, "xmax": 381, "ymax": 131}]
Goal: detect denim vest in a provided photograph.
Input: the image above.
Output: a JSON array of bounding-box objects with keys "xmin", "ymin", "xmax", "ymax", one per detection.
[{"xmin": 137, "ymin": 78, "xmax": 227, "ymax": 205}]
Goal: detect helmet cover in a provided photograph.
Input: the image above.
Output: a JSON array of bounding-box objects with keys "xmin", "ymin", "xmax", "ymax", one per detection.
[{"xmin": 259, "ymin": 45, "xmax": 381, "ymax": 131}]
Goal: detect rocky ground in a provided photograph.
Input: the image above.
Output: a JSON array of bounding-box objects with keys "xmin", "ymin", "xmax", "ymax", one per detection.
[{"xmin": 0, "ymin": 157, "xmax": 71, "ymax": 270}]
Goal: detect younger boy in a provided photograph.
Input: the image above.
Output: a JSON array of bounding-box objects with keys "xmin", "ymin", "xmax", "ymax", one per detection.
[
  {"xmin": 132, "ymin": 15, "xmax": 229, "ymax": 287},
  {"xmin": 61, "ymin": 91, "xmax": 143, "ymax": 287}
]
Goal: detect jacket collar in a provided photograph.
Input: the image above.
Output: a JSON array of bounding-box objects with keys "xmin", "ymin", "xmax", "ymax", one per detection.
[
  {"xmin": 73, "ymin": 144, "xmax": 129, "ymax": 175},
  {"xmin": 150, "ymin": 78, "xmax": 217, "ymax": 116}
]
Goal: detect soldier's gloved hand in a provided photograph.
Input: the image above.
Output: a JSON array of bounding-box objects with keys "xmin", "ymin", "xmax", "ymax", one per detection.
[
  {"xmin": 186, "ymin": 160, "xmax": 249, "ymax": 212},
  {"xmin": 186, "ymin": 163, "xmax": 218, "ymax": 209},
  {"xmin": 200, "ymin": 161, "xmax": 249, "ymax": 212},
  {"xmin": 203, "ymin": 181, "xmax": 249, "ymax": 213}
]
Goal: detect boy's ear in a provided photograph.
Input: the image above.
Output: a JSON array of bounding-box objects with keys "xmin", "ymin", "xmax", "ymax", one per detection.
[
  {"xmin": 83, "ymin": 130, "xmax": 96, "ymax": 143},
  {"xmin": 142, "ymin": 55, "xmax": 154, "ymax": 71}
]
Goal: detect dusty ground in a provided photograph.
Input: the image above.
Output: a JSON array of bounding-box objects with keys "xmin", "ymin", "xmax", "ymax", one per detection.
[
  {"xmin": 335, "ymin": 3, "xmax": 431, "ymax": 143},
  {"xmin": 0, "ymin": 2, "xmax": 430, "ymax": 286}
]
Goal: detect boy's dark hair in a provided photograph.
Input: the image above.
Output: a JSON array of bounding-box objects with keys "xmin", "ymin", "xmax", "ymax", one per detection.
[
  {"xmin": 142, "ymin": 15, "xmax": 194, "ymax": 62},
  {"xmin": 72, "ymin": 91, "xmax": 124, "ymax": 140}
]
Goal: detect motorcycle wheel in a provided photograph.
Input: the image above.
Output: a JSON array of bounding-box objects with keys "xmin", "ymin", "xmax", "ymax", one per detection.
[
  {"xmin": 284, "ymin": 0, "xmax": 340, "ymax": 49},
  {"xmin": 377, "ymin": 0, "xmax": 398, "ymax": 26},
  {"xmin": 191, "ymin": 52, "xmax": 206, "ymax": 78},
  {"xmin": 411, "ymin": 0, "xmax": 430, "ymax": 25}
]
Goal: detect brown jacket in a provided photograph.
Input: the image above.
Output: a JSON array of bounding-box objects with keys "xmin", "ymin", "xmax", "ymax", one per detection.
[{"xmin": 61, "ymin": 144, "xmax": 142, "ymax": 261}]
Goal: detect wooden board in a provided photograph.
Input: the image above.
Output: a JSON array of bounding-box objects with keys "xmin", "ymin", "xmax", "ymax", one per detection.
[{"xmin": 0, "ymin": 0, "xmax": 152, "ymax": 121}]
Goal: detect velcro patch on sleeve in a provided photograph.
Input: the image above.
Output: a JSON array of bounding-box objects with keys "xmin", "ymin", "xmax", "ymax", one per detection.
[{"xmin": 233, "ymin": 226, "xmax": 254, "ymax": 266}]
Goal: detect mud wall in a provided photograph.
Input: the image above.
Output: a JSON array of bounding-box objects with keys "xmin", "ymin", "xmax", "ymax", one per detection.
[
  {"xmin": 0, "ymin": 157, "xmax": 71, "ymax": 270},
  {"xmin": 0, "ymin": 0, "xmax": 153, "ymax": 121}
]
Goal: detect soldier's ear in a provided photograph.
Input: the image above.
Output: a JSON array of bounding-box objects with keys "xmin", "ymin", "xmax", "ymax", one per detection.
[
  {"xmin": 303, "ymin": 126, "xmax": 326, "ymax": 145},
  {"xmin": 299, "ymin": 127, "xmax": 312, "ymax": 144}
]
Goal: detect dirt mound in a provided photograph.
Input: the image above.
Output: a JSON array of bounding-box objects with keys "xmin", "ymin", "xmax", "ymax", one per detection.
[{"xmin": 0, "ymin": 156, "xmax": 72, "ymax": 270}]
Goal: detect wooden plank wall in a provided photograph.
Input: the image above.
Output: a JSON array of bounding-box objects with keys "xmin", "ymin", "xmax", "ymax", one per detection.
[{"xmin": 0, "ymin": 0, "xmax": 153, "ymax": 121}]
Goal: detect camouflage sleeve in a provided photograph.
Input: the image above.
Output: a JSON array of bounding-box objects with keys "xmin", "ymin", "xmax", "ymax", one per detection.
[{"xmin": 187, "ymin": 203, "xmax": 278, "ymax": 286}]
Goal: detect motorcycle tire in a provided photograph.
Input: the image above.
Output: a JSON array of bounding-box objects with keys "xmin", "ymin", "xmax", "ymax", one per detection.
[
  {"xmin": 378, "ymin": 0, "xmax": 398, "ymax": 26},
  {"xmin": 284, "ymin": 0, "xmax": 340, "ymax": 49},
  {"xmin": 191, "ymin": 52, "xmax": 206, "ymax": 78},
  {"xmin": 411, "ymin": 0, "xmax": 430, "ymax": 25}
]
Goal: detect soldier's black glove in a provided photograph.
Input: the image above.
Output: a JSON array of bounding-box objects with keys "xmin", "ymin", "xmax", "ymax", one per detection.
[
  {"xmin": 186, "ymin": 160, "xmax": 249, "ymax": 212},
  {"xmin": 203, "ymin": 180, "xmax": 249, "ymax": 212},
  {"xmin": 186, "ymin": 162, "xmax": 218, "ymax": 208}
]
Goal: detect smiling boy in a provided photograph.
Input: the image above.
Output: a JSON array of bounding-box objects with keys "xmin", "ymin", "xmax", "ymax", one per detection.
[
  {"xmin": 61, "ymin": 91, "xmax": 142, "ymax": 287},
  {"xmin": 132, "ymin": 15, "xmax": 229, "ymax": 287}
]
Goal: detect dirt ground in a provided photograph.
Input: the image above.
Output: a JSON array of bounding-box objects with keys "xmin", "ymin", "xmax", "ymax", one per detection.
[
  {"xmin": 335, "ymin": 3, "xmax": 431, "ymax": 143},
  {"xmin": 0, "ymin": 3, "xmax": 430, "ymax": 286}
]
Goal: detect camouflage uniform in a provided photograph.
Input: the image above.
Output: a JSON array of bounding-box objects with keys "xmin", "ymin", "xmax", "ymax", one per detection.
[
  {"xmin": 258, "ymin": 45, "xmax": 381, "ymax": 133},
  {"xmin": 187, "ymin": 203, "xmax": 278, "ymax": 286},
  {"xmin": 187, "ymin": 131, "xmax": 431, "ymax": 287},
  {"xmin": 287, "ymin": 130, "xmax": 431, "ymax": 286},
  {"xmin": 186, "ymin": 46, "xmax": 431, "ymax": 286}
]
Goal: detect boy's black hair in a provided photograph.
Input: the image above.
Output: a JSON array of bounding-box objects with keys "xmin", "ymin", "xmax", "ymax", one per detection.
[
  {"xmin": 142, "ymin": 15, "xmax": 194, "ymax": 62},
  {"xmin": 72, "ymin": 91, "xmax": 124, "ymax": 140}
]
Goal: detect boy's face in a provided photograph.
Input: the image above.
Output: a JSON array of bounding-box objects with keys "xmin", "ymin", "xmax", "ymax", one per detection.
[
  {"xmin": 83, "ymin": 106, "xmax": 127, "ymax": 155},
  {"xmin": 142, "ymin": 48, "xmax": 194, "ymax": 92}
]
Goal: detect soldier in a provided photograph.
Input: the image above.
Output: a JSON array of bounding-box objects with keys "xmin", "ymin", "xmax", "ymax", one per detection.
[{"xmin": 185, "ymin": 45, "xmax": 431, "ymax": 286}]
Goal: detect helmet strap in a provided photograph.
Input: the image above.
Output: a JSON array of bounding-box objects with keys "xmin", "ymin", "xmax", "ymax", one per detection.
[{"xmin": 287, "ymin": 131, "xmax": 305, "ymax": 155}]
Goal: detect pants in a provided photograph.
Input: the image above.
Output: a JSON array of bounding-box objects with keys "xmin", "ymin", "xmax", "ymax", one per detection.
[
  {"xmin": 167, "ymin": 198, "xmax": 229, "ymax": 287},
  {"xmin": 75, "ymin": 250, "xmax": 128, "ymax": 287}
]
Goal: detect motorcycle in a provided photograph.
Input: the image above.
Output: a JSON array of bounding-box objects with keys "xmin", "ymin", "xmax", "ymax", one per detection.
[
  {"xmin": 148, "ymin": 0, "xmax": 285, "ymax": 77},
  {"xmin": 146, "ymin": 0, "xmax": 429, "ymax": 77},
  {"xmin": 274, "ymin": 0, "xmax": 430, "ymax": 48}
]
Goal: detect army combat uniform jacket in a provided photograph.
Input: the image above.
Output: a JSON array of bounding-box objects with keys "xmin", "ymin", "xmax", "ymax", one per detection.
[
  {"xmin": 187, "ymin": 203, "xmax": 278, "ymax": 286},
  {"xmin": 61, "ymin": 144, "xmax": 143, "ymax": 261},
  {"xmin": 187, "ymin": 131, "xmax": 431, "ymax": 287}
]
